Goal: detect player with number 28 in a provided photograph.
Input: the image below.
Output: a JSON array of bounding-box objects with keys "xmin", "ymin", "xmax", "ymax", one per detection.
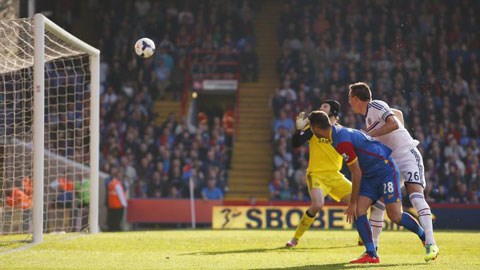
[{"xmin": 307, "ymin": 110, "xmax": 426, "ymax": 264}]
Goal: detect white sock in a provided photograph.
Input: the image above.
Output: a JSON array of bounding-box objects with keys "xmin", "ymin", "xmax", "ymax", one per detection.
[
  {"xmin": 370, "ymin": 201, "xmax": 385, "ymax": 249},
  {"xmin": 409, "ymin": 192, "xmax": 436, "ymax": 245}
]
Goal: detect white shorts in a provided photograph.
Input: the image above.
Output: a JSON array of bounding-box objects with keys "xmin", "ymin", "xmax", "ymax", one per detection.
[{"xmin": 391, "ymin": 147, "xmax": 425, "ymax": 188}]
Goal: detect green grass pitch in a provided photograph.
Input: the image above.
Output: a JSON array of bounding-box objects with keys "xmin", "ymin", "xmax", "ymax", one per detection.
[{"xmin": 1, "ymin": 230, "xmax": 479, "ymax": 269}]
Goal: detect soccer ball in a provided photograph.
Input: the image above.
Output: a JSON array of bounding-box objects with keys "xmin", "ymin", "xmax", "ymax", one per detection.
[{"xmin": 134, "ymin": 38, "xmax": 156, "ymax": 58}]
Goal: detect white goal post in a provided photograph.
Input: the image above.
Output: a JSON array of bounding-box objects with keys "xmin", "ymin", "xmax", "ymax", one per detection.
[
  {"xmin": 0, "ymin": 13, "xmax": 100, "ymax": 244},
  {"xmin": 33, "ymin": 13, "xmax": 100, "ymax": 243}
]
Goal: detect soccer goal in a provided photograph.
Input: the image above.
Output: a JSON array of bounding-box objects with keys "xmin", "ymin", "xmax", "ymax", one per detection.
[{"xmin": 0, "ymin": 13, "xmax": 100, "ymax": 243}]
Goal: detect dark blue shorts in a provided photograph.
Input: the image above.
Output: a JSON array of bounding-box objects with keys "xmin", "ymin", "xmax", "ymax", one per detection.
[{"xmin": 359, "ymin": 158, "xmax": 402, "ymax": 204}]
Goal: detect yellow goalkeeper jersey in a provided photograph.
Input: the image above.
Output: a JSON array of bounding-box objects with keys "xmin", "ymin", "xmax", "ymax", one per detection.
[{"xmin": 306, "ymin": 128, "xmax": 343, "ymax": 173}]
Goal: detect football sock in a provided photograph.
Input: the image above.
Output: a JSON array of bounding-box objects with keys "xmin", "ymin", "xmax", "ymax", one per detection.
[
  {"xmin": 355, "ymin": 215, "xmax": 377, "ymax": 257},
  {"xmin": 399, "ymin": 212, "xmax": 425, "ymax": 241},
  {"xmin": 410, "ymin": 192, "xmax": 436, "ymax": 245},
  {"xmin": 293, "ymin": 209, "xmax": 316, "ymax": 240},
  {"xmin": 369, "ymin": 201, "xmax": 385, "ymax": 249}
]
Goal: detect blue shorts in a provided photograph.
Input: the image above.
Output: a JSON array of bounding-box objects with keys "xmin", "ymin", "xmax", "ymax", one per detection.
[{"xmin": 359, "ymin": 158, "xmax": 402, "ymax": 204}]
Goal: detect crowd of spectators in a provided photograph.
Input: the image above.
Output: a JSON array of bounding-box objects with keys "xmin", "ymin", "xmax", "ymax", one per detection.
[
  {"xmin": 94, "ymin": 0, "xmax": 258, "ymax": 200},
  {"xmin": 270, "ymin": 0, "xmax": 480, "ymax": 204}
]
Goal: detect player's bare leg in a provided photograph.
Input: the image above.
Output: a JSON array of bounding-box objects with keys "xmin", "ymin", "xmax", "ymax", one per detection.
[
  {"xmin": 339, "ymin": 193, "xmax": 351, "ymax": 204},
  {"xmin": 286, "ymin": 188, "xmax": 324, "ymax": 247},
  {"xmin": 407, "ymin": 183, "xmax": 439, "ymax": 261}
]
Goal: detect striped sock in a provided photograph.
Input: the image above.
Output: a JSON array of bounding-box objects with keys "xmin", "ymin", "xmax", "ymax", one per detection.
[
  {"xmin": 370, "ymin": 201, "xmax": 385, "ymax": 249},
  {"xmin": 410, "ymin": 192, "xmax": 436, "ymax": 245}
]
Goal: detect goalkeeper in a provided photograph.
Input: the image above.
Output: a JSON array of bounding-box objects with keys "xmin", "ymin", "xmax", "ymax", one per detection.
[{"xmin": 285, "ymin": 100, "xmax": 384, "ymax": 247}]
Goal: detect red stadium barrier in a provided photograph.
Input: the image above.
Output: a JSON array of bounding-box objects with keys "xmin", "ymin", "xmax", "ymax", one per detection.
[
  {"xmin": 127, "ymin": 199, "xmax": 480, "ymax": 230},
  {"xmin": 126, "ymin": 199, "xmax": 223, "ymax": 223}
]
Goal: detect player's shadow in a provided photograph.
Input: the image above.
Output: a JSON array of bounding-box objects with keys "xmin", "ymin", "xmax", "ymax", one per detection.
[
  {"xmin": 181, "ymin": 244, "xmax": 357, "ymax": 256},
  {"xmin": 252, "ymin": 262, "xmax": 426, "ymax": 270}
]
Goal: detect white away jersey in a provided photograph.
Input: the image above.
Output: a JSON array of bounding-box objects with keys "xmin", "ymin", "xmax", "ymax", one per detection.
[{"xmin": 365, "ymin": 100, "xmax": 419, "ymax": 154}]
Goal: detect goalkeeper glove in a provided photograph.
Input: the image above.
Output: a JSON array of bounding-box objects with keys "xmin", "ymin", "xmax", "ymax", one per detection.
[{"xmin": 295, "ymin": 112, "xmax": 309, "ymax": 130}]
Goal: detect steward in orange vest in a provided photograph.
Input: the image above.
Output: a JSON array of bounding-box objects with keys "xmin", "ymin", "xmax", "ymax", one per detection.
[
  {"xmin": 107, "ymin": 178, "xmax": 127, "ymax": 232},
  {"xmin": 108, "ymin": 178, "xmax": 127, "ymax": 209}
]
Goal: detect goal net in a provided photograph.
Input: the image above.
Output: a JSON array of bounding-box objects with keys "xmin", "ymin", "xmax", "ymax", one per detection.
[{"xmin": 0, "ymin": 14, "xmax": 100, "ymax": 243}]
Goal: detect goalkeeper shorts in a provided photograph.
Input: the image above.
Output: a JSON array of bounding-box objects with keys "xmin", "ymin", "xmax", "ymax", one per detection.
[{"xmin": 306, "ymin": 171, "xmax": 351, "ymax": 202}]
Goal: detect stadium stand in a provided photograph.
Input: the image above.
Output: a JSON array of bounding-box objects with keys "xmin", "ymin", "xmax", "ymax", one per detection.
[{"xmin": 93, "ymin": 0, "xmax": 256, "ymax": 199}]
